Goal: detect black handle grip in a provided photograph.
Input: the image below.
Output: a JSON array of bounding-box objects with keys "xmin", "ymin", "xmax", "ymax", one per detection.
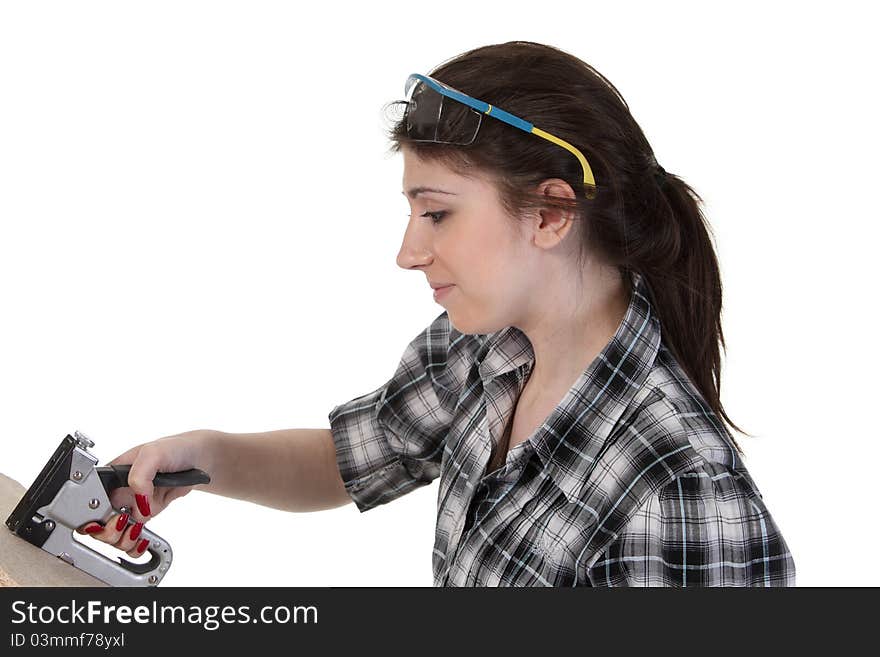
[{"xmin": 96, "ymin": 464, "xmax": 211, "ymax": 493}]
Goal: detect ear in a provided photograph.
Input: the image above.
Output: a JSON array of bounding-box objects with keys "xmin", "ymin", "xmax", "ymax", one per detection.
[{"xmin": 530, "ymin": 178, "xmax": 578, "ymax": 250}]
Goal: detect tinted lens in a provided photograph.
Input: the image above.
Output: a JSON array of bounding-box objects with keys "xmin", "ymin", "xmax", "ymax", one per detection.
[{"xmin": 404, "ymin": 78, "xmax": 481, "ymax": 145}]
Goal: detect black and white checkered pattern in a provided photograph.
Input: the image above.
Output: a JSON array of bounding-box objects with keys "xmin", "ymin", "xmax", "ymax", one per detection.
[{"xmin": 329, "ymin": 272, "xmax": 796, "ymax": 586}]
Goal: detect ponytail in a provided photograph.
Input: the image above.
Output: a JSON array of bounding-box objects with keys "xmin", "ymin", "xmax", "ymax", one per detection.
[{"xmin": 642, "ymin": 170, "xmax": 750, "ymax": 454}]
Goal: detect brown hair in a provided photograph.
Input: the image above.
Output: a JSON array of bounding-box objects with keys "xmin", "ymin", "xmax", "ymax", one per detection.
[{"xmin": 384, "ymin": 41, "xmax": 750, "ymax": 452}]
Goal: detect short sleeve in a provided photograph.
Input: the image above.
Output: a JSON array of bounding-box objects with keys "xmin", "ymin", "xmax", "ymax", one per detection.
[
  {"xmin": 328, "ymin": 310, "xmax": 480, "ymax": 513},
  {"xmin": 587, "ymin": 462, "xmax": 797, "ymax": 586}
]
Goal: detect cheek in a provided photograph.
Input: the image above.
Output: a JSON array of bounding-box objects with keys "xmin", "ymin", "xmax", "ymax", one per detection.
[
  {"xmin": 439, "ymin": 211, "xmax": 522, "ymax": 294},
  {"xmin": 459, "ymin": 239, "xmax": 522, "ymax": 312},
  {"xmin": 444, "ymin": 243, "xmax": 522, "ymax": 334},
  {"xmin": 457, "ymin": 218, "xmax": 512, "ymax": 279}
]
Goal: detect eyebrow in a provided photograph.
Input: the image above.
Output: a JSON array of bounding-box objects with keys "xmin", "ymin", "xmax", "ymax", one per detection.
[{"xmin": 402, "ymin": 186, "xmax": 457, "ymax": 200}]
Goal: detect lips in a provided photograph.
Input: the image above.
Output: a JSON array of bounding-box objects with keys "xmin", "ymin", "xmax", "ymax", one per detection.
[
  {"xmin": 432, "ymin": 284, "xmax": 454, "ymax": 301},
  {"xmin": 429, "ymin": 283, "xmax": 454, "ymax": 290}
]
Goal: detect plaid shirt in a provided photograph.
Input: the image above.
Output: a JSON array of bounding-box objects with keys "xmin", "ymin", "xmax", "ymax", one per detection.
[{"xmin": 328, "ymin": 272, "xmax": 796, "ymax": 586}]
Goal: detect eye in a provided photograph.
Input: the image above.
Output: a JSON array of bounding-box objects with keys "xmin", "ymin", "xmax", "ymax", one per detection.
[{"xmin": 421, "ymin": 210, "xmax": 447, "ymax": 224}]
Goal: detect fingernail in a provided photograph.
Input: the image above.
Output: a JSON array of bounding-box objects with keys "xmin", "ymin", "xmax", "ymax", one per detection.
[
  {"xmin": 136, "ymin": 538, "xmax": 149, "ymax": 554},
  {"xmin": 129, "ymin": 522, "xmax": 144, "ymax": 541},
  {"xmin": 116, "ymin": 513, "xmax": 130, "ymax": 532},
  {"xmin": 135, "ymin": 494, "xmax": 151, "ymax": 517},
  {"xmin": 84, "ymin": 524, "xmax": 103, "ymax": 534}
]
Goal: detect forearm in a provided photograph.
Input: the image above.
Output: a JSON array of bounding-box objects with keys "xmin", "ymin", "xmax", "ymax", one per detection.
[{"xmin": 194, "ymin": 428, "xmax": 352, "ymax": 513}]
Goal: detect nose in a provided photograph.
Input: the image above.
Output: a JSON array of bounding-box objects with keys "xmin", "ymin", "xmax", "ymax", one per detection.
[{"xmin": 396, "ymin": 216, "xmax": 433, "ymax": 271}]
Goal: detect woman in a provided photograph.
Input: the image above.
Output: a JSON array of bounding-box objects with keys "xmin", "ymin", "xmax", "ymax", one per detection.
[{"xmin": 79, "ymin": 41, "xmax": 795, "ymax": 586}]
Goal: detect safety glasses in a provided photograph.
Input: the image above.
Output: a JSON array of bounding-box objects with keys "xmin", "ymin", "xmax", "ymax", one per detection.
[{"xmin": 393, "ymin": 73, "xmax": 597, "ymax": 199}]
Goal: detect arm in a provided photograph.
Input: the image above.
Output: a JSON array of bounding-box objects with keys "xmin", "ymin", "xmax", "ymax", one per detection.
[
  {"xmin": 193, "ymin": 312, "xmax": 478, "ymax": 515},
  {"xmin": 326, "ymin": 310, "xmax": 482, "ymax": 513},
  {"xmin": 196, "ymin": 428, "xmax": 352, "ymax": 513}
]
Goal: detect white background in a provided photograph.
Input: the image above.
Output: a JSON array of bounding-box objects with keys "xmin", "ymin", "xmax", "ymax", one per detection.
[{"xmin": 1, "ymin": 1, "xmax": 876, "ymax": 586}]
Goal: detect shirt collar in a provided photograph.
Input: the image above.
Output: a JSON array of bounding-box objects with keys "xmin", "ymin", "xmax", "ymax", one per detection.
[{"xmin": 477, "ymin": 271, "xmax": 663, "ymax": 503}]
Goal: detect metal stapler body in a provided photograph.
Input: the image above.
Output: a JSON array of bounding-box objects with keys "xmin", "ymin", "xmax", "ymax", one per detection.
[{"xmin": 5, "ymin": 431, "xmax": 209, "ymax": 586}]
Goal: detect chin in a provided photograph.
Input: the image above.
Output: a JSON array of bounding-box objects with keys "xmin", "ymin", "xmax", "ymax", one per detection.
[{"xmin": 447, "ymin": 310, "xmax": 507, "ymax": 337}]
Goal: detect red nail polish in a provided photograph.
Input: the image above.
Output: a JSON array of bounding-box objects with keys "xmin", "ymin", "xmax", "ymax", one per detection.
[
  {"xmin": 129, "ymin": 522, "xmax": 144, "ymax": 541},
  {"xmin": 136, "ymin": 538, "xmax": 149, "ymax": 554},
  {"xmin": 116, "ymin": 513, "xmax": 130, "ymax": 531},
  {"xmin": 135, "ymin": 494, "xmax": 151, "ymax": 517},
  {"xmin": 84, "ymin": 524, "xmax": 103, "ymax": 534}
]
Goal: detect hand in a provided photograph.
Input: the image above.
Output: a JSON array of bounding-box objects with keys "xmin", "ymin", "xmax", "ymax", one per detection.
[{"xmin": 75, "ymin": 429, "xmax": 213, "ymax": 557}]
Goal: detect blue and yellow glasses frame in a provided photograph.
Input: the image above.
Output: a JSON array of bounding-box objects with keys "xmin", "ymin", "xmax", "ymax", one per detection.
[{"xmin": 403, "ymin": 73, "xmax": 597, "ymax": 199}]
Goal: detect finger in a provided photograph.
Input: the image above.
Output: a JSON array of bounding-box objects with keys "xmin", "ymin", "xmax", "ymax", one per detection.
[
  {"xmin": 113, "ymin": 518, "xmax": 146, "ymax": 553},
  {"xmin": 101, "ymin": 512, "xmax": 132, "ymax": 545},
  {"xmin": 76, "ymin": 522, "xmax": 104, "ymax": 536},
  {"xmin": 76, "ymin": 512, "xmax": 130, "ymax": 545},
  {"xmin": 133, "ymin": 492, "xmax": 152, "ymax": 523},
  {"xmin": 126, "ymin": 537, "xmax": 151, "ymax": 559}
]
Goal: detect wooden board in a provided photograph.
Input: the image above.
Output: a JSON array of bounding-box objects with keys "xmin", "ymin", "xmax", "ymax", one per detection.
[{"xmin": 0, "ymin": 472, "xmax": 107, "ymax": 587}]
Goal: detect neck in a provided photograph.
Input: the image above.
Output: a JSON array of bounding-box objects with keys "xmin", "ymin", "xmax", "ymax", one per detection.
[{"xmin": 515, "ymin": 268, "xmax": 630, "ymax": 395}]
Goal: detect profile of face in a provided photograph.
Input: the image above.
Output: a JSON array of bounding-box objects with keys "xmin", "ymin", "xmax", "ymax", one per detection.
[{"xmin": 397, "ymin": 146, "xmax": 538, "ymax": 336}]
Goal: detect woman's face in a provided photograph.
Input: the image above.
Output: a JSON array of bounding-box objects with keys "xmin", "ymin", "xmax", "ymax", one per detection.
[{"xmin": 397, "ymin": 146, "xmax": 536, "ymax": 335}]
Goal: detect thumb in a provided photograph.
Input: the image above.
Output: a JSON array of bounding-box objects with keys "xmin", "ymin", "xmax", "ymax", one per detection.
[{"xmin": 107, "ymin": 444, "xmax": 144, "ymax": 469}]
